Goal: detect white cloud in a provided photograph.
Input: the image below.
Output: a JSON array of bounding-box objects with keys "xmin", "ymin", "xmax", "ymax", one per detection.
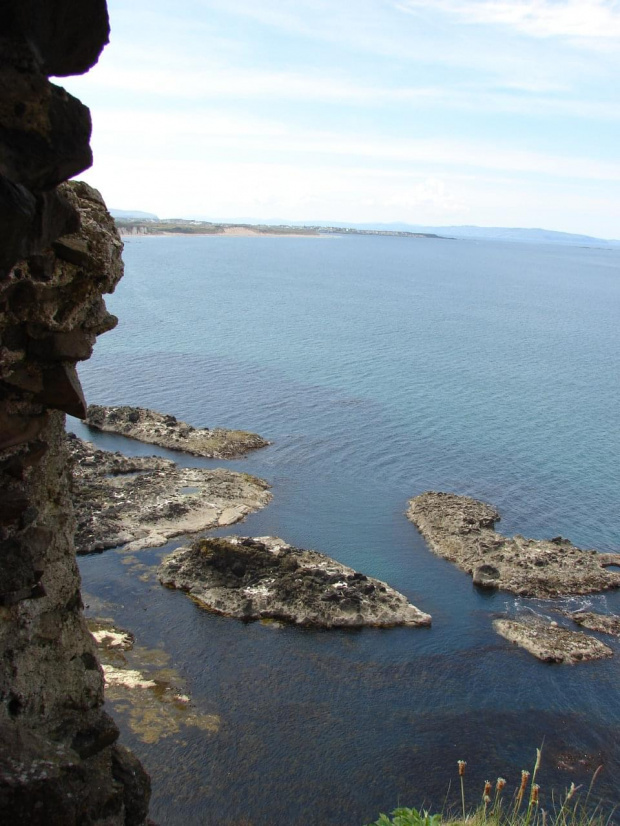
[
  {"xmin": 68, "ymin": 62, "xmax": 448, "ymax": 105},
  {"xmin": 88, "ymin": 106, "xmax": 620, "ymax": 183},
  {"xmin": 67, "ymin": 0, "xmax": 619, "ymax": 237},
  {"xmin": 76, "ymin": 149, "xmax": 620, "ymax": 236},
  {"xmin": 63, "ymin": 60, "xmax": 620, "ymax": 123},
  {"xmin": 395, "ymin": 0, "xmax": 620, "ymax": 40},
  {"xmin": 77, "ymin": 153, "xmax": 469, "ymax": 224}
]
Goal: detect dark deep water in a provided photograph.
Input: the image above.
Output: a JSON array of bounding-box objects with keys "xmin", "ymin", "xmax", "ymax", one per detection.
[{"xmin": 71, "ymin": 234, "xmax": 620, "ymax": 825}]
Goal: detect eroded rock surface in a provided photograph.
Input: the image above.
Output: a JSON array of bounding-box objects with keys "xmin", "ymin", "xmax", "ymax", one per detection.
[
  {"xmin": 493, "ymin": 618, "xmax": 613, "ymax": 664},
  {"xmin": 85, "ymin": 404, "xmax": 269, "ymax": 458},
  {"xmin": 407, "ymin": 492, "xmax": 620, "ymax": 598},
  {"xmin": 0, "ymin": 3, "xmax": 151, "ymax": 820},
  {"xmin": 0, "ymin": 187, "xmax": 150, "ymax": 825},
  {"xmin": 159, "ymin": 535, "xmax": 432, "ymax": 628},
  {"xmin": 69, "ymin": 434, "xmax": 272, "ymax": 553},
  {"xmin": 570, "ymin": 612, "xmax": 620, "ymax": 636}
]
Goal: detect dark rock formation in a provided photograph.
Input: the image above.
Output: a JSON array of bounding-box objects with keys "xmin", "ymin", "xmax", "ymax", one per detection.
[
  {"xmin": 85, "ymin": 404, "xmax": 270, "ymax": 458},
  {"xmin": 493, "ymin": 618, "xmax": 613, "ymax": 664},
  {"xmin": 0, "ymin": 3, "xmax": 150, "ymax": 820},
  {"xmin": 407, "ymin": 492, "xmax": 620, "ymax": 598},
  {"xmin": 159, "ymin": 536, "xmax": 432, "ymax": 627},
  {"xmin": 69, "ymin": 434, "xmax": 272, "ymax": 554}
]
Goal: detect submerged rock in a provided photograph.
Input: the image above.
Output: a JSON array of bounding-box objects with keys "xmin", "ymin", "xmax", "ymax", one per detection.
[
  {"xmin": 68, "ymin": 434, "xmax": 271, "ymax": 553},
  {"xmin": 493, "ymin": 618, "xmax": 613, "ymax": 664},
  {"xmin": 407, "ymin": 491, "xmax": 620, "ymax": 598},
  {"xmin": 570, "ymin": 612, "xmax": 620, "ymax": 636},
  {"xmin": 85, "ymin": 404, "xmax": 269, "ymax": 458},
  {"xmin": 88, "ymin": 619, "xmax": 220, "ymax": 746},
  {"xmin": 159, "ymin": 536, "xmax": 431, "ymax": 628}
]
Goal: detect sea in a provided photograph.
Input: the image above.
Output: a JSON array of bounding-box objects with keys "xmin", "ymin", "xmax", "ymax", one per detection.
[{"xmin": 69, "ymin": 233, "xmax": 620, "ymax": 825}]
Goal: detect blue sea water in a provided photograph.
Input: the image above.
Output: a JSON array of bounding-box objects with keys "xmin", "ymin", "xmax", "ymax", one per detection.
[{"xmin": 71, "ymin": 234, "xmax": 620, "ymax": 825}]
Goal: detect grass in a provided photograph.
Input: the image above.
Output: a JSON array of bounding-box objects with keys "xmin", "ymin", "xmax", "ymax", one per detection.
[{"xmin": 367, "ymin": 750, "xmax": 616, "ymax": 826}]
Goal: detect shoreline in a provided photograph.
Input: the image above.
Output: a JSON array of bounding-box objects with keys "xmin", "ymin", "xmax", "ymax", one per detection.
[
  {"xmin": 116, "ymin": 221, "xmax": 447, "ymax": 240},
  {"xmin": 119, "ymin": 228, "xmax": 325, "ymax": 238}
]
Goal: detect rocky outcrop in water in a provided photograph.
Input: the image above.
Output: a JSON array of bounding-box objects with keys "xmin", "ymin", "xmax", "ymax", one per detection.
[
  {"xmin": 85, "ymin": 404, "xmax": 269, "ymax": 458},
  {"xmin": 159, "ymin": 535, "xmax": 432, "ymax": 627},
  {"xmin": 493, "ymin": 618, "xmax": 613, "ymax": 664},
  {"xmin": 69, "ymin": 434, "xmax": 272, "ymax": 554},
  {"xmin": 0, "ymin": 3, "xmax": 151, "ymax": 819},
  {"xmin": 570, "ymin": 612, "xmax": 620, "ymax": 636},
  {"xmin": 407, "ymin": 492, "xmax": 620, "ymax": 598}
]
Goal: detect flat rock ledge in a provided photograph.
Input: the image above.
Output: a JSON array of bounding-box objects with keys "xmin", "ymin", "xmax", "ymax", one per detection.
[
  {"xmin": 493, "ymin": 618, "xmax": 613, "ymax": 664},
  {"xmin": 407, "ymin": 491, "xmax": 620, "ymax": 598},
  {"xmin": 68, "ymin": 434, "xmax": 271, "ymax": 554},
  {"xmin": 85, "ymin": 404, "xmax": 269, "ymax": 458},
  {"xmin": 158, "ymin": 535, "xmax": 431, "ymax": 628},
  {"xmin": 570, "ymin": 612, "xmax": 620, "ymax": 636}
]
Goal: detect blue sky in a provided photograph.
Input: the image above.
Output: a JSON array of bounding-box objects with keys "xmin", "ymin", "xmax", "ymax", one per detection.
[{"xmin": 61, "ymin": 0, "xmax": 620, "ymax": 237}]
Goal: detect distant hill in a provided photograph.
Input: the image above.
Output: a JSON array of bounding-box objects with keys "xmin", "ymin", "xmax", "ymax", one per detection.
[
  {"xmin": 110, "ymin": 209, "xmax": 159, "ymax": 220},
  {"xmin": 351, "ymin": 224, "xmax": 620, "ymax": 247},
  {"xmin": 278, "ymin": 221, "xmax": 619, "ymax": 247}
]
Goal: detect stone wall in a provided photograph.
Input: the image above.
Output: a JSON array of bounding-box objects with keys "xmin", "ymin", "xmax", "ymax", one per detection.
[{"xmin": 0, "ymin": 3, "xmax": 150, "ymax": 823}]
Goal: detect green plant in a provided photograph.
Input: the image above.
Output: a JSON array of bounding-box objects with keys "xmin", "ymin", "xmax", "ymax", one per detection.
[
  {"xmin": 370, "ymin": 807, "xmax": 442, "ymax": 826},
  {"xmin": 366, "ymin": 749, "xmax": 614, "ymax": 826}
]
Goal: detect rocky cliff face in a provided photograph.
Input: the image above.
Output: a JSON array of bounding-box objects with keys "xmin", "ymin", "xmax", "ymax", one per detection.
[{"xmin": 0, "ymin": 2, "xmax": 150, "ymax": 823}]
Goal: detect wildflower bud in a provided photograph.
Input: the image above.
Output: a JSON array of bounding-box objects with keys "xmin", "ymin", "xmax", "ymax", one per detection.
[
  {"xmin": 520, "ymin": 770, "xmax": 530, "ymax": 791},
  {"xmin": 483, "ymin": 781, "xmax": 492, "ymax": 797},
  {"xmin": 496, "ymin": 778, "xmax": 506, "ymax": 792},
  {"xmin": 531, "ymin": 784, "xmax": 540, "ymax": 804},
  {"xmin": 458, "ymin": 760, "xmax": 467, "ymax": 777}
]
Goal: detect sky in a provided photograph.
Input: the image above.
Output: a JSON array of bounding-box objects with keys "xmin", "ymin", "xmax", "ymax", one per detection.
[{"xmin": 60, "ymin": 0, "xmax": 620, "ymax": 237}]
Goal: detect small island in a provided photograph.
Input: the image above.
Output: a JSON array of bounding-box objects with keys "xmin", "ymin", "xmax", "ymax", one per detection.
[
  {"xmin": 159, "ymin": 535, "xmax": 431, "ymax": 628},
  {"xmin": 84, "ymin": 404, "xmax": 269, "ymax": 458},
  {"xmin": 68, "ymin": 435, "xmax": 271, "ymax": 553},
  {"xmin": 407, "ymin": 491, "xmax": 620, "ymax": 598},
  {"xmin": 570, "ymin": 611, "xmax": 620, "ymax": 636},
  {"xmin": 493, "ymin": 618, "xmax": 613, "ymax": 664}
]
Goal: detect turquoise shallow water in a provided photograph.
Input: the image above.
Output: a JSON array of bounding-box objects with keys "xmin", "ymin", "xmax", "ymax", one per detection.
[{"xmin": 73, "ymin": 234, "xmax": 620, "ymax": 825}]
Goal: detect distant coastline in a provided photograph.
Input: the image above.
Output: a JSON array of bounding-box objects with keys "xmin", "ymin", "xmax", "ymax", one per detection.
[{"xmin": 114, "ymin": 217, "xmax": 445, "ymax": 240}]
